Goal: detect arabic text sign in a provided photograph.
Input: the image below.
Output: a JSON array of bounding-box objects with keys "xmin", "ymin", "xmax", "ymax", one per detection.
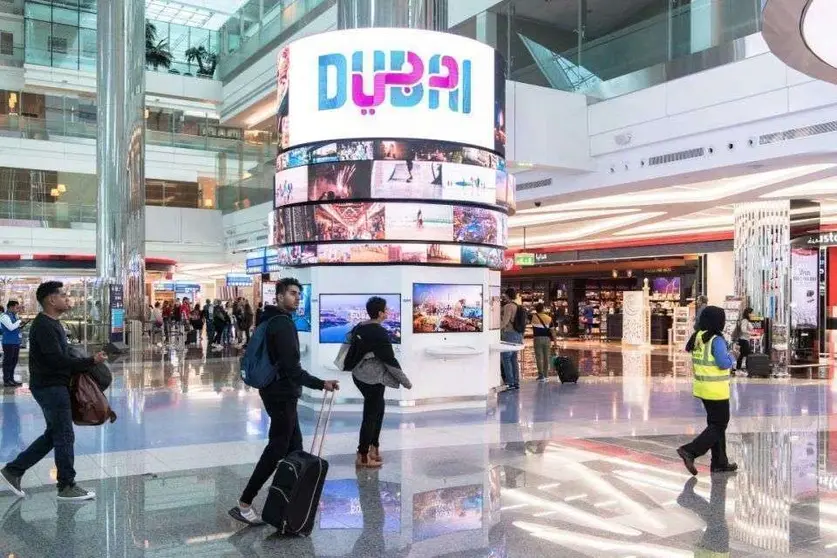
[{"xmin": 286, "ymin": 29, "xmax": 498, "ymax": 152}]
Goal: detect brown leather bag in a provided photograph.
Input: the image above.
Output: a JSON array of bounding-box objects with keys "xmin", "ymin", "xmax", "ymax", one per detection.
[{"xmin": 70, "ymin": 373, "xmax": 117, "ymax": 426}]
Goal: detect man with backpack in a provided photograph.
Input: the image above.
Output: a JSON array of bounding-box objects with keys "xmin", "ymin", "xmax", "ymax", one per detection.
[
  {"xmin": 229, "ymin": 277, "xmax": 339, "ymax": 526},
  {"xmin": 500, "ymin": 288, "xmax": 526, "ymax": 390}
]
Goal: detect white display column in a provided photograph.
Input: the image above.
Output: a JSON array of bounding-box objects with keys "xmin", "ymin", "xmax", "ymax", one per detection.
[{"xmin": 269, "ymin": 28, "xmax": 511, "ymax": 412}]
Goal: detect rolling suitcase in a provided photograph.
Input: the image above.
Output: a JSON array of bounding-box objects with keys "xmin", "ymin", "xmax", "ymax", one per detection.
[
  {"xmin": 262, "ymin": 391, "xmax": 335, "ymax": 536},
  {"xmin": 553, "ymin": 355, "xmax": 579, "ymax": 383},
  {"xmin": 746, "ymin": 354, "xmax": 771, "ymax": 378}
]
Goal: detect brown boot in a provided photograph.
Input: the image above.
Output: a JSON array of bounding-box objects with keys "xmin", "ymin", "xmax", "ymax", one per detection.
[
  {"xmin": 356, "ymin": 452, "xmax": 382, "ymax": 469},
  {"xmin": 368, "ymin": 446, "xmax": 383, "ymax": 463}
]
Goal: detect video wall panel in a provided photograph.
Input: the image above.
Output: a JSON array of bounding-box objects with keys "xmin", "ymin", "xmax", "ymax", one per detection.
[
  {"xmin": 274, "ymin": 202, "xmax": 506, "ymax": 247},
  {"xmin": 269, "ymin": 242, "xmax": 504, "ymax": 269},
  {"xmin": 412, "ymin": 283, "xmax": 484, "ymax": 333},
  {"xmin": 319, "ymin": 293, "xmax": 401, "ymax": 344},
  {"xmin": 275, "ymin": 160, "xmax": 507, "ymax": 209}
]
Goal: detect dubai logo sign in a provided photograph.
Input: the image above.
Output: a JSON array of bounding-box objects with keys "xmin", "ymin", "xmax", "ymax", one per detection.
[{"xmin": 318, "ymin": 51, "xmax": 472, "ymax": 115}]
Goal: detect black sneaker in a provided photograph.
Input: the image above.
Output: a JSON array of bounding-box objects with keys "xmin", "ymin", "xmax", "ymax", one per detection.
[
  {"xmin": 710, "ymin": 462, "xmax": 739, "ymax": 474},
  {"xmin": 3, "ymin": 381, "xmax": 21, "ymax": 388},
  {"xmin": 677, "ymin": 447, "xmax": 698, "ymax": 476},
  {"xmin": 0, "ymin": 467, "xmax": 25, "ymax": 498},
  {"xmin": 57, "ymin": 484, "xmax": 95, "ymax": 502}
]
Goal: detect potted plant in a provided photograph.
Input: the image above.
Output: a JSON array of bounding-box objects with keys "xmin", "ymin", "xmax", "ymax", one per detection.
[
  {"xmin": 185, "ymin": 46, "xmax": 218, "ymax": 78},
  {"xmin": 145, "ymin": 22, "xmax": 173, "ymax": 70}
]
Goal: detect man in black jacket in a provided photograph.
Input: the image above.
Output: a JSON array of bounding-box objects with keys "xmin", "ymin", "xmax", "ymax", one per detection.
[
  {"xmin": 229, "ymin": 277, "xmax": 339, "ymax": 526},
  {"xmin": 1, "ymin": 281, "xmax": 106, "ymax": 501}
]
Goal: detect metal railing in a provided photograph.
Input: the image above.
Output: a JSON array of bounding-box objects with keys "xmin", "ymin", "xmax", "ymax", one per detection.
[{"xmin": 0, "ymin": 200, "xmax": 97, "ymax": 226}]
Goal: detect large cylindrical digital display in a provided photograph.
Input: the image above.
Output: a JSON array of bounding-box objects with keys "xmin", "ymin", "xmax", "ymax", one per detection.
[{"xmin": 272, "ymin": 28, "xmax": 509, "ymax": 269}]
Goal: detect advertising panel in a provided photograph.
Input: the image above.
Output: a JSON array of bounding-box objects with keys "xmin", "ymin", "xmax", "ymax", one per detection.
[
  {"xmin": 791, "ymin": 246, "xmax": 819, "ymax": 328},
  {"xmin": 285, "ymin": 28, "xmax": 500, "ymax": 153}
]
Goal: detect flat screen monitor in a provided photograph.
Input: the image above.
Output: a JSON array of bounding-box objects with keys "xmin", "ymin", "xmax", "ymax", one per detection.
[
  {"xmin": 412, "ymin": 283, "xmax": 484, "ymax": 333},
  {"xmin": 319, "ymin": 293, "xmax": 401, "ymax": 343}
]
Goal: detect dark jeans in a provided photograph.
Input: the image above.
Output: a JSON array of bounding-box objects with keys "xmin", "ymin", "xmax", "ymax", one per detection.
[
  {"xmin": 736, "ymin": 339, "xmax": 751, "ymax": 370},
  {"xmin": 353, "ymin": 377, "xmax": 385, "ymax": 455},
  {"xmin": 6, "ymin": 386, "xmax": 76, "ymax": 489},
  {"xmin": 682, "ymin": 398, "xmax": 730, "ymax": 468},
  {"xmin": 213, "ymin": 327, "xmax": 224, "ymax": 345},
  {"xmin": 2, "ymin": 343, "xmax": 20, "ymax": 382},
  {"xmin": 240, "ymin": 395, "xmax": 302, "ymax": 505}
]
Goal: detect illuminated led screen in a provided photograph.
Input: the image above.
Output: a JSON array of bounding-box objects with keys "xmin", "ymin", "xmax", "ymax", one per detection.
[
  {"xmin": 276, "ymin": 138, "xmax": 505, "ymax": 173},
  {"xmin": 267, "ymin": 243, "xmax": 504, "ymax": 269},
  {"xmin": 413, "ymin": 283, "xmax": 484, "ymax": 333},
  {"xmin": 275, "ymin": 161, "xmax": 506, "ymax": 208},
  {"xmin": 273, "ymin": 202, "xmax": 507, "ymax": 247},
  {"xmin": 279, "ymin": 29, "xmax": 504, "ymax": 155}
]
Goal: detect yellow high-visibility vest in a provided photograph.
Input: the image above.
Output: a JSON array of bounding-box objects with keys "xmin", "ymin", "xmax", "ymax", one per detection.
[{"xmin": 691, "ymin": 331, "xmax": 730, "ymax": 400}]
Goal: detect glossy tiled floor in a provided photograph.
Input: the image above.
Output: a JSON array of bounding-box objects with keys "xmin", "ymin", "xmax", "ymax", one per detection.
[{"xmin": 1, "ymin": 341, "xmax": 836, "ymax": 557}]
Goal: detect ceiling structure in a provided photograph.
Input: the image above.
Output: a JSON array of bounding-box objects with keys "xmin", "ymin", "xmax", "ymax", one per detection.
[
  {"xmin": 145, "ymin": 0, "xmax": 241, "ymax": 30},
  {"xmin": 763, "ymin": 0, "xmax": 837, "ymax": 85},
  {"xmin": 508, "ymin": 162, "xmax": 837, "ymax": 250},
  {"xmin": 497, "ymin": 0, "xmax": 663, "ymax": 37}
]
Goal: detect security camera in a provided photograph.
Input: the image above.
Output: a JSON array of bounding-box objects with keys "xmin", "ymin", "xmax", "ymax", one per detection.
[{"xmin": 534, "ymin": 201, "xmax": 542, "ymax": 207}]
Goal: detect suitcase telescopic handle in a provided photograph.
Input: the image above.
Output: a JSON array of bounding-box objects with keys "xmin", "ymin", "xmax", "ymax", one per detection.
[{"xmin": 310, "ymin": 390, "xmax": 336, "ymax": 457}]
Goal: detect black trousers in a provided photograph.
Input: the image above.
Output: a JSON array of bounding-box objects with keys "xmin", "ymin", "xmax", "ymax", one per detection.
[
  {"xmin": 353, "ymin": 377, "xmax": 385, "ymax": 455},
  {"xmin": 736, "ymin": 339, "xmax": 751, "ymax": 370},
  {"xmin": 240, "ymin": 395, "xmax": 302, "ymax": 505},
  {"xmin": 682, "ymin": 398, "xmax": 730, "ymax": 468},
  {"xmin": 2, "ymin": 343, "xmax": 20, "ymax": 382}
]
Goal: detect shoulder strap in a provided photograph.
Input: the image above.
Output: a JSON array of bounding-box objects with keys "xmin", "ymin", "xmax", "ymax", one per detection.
[{"xmin": 535, "ymin": 313, "xmax": 546, "ymax": 327}]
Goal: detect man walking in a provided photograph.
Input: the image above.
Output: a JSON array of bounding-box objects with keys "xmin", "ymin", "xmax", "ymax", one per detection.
[
  {"xmin": 1, "ymin": 300, "xmax": 24, "ymax": 387},
  {"xmin": 500, "ymin": 288, "xmax": 523, "ymax": 390},
  {"xmin": 1, "ymin": 281, "xmax": 107, "ymax": 500},
  {"xmin": 229, "ymin": 277, "xmax": 339, "ymax": 525}
]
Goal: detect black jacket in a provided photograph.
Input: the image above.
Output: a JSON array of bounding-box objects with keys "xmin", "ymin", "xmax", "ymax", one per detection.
[
  {"xmin": 344, "ymin": 321, "xmax": 401, "ymax": 371},
  {"xmin": 260, "ymin": 305, "xmax": 325, "ymax": 400},
  {"xmin": 28, "ymin": 313, "xmax": 94, "ymax": 389}
]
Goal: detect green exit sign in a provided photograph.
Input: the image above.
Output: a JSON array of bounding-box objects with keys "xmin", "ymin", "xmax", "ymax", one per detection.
[{"xmin": 515, "ymin": 253, "xmax": 535, "ymax": 266}]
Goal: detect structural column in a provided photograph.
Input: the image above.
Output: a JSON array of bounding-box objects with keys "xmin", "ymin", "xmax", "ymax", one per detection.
[
  {"xmin": 96, "ymin": 0, "xmax": 146, "ymax": 327},
  {"xmin": 337, "ymin": 0, "xmax": 448, "ymax": 30}
]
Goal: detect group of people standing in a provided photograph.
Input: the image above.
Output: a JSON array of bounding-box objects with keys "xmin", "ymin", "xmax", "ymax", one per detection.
[{"xmin": 149, "ymin": 297, "xmax": 256, "ymax": 350}]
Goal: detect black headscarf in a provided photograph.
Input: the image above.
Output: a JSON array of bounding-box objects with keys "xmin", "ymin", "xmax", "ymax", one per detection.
[{"xmin": 685, "ymin": 305, "xmax": 726, "ymax": 352}]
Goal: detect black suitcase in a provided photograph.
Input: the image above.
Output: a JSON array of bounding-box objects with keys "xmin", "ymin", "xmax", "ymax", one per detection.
[
  {"xmin": 746, "ymin": 354, "xmax": 771, "ymax": 378},
  {"xmin": 553, "ymin": 356, "xmax": 579, "ymax": 383},
  {"xmin": 186, "ymin": 329, "xmax": 198, "ymax": 345},
  {"xmin": 262, "ymin": 392, "xmax": 334, "ymax": 536}
]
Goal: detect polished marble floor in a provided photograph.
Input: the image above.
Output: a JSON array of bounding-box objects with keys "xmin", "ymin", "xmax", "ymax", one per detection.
[{"xmin": 1, "ymin": 342, "xmax": 836, "ymax": 557}]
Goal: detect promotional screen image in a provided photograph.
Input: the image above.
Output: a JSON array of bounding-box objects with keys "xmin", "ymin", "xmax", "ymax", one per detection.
[
  {"xmin": 318, "ymin": 478, "xmax": 401, "ymax": 531},
  {"xmin": 315, "ymin": 203, "xmax": 386, "ymax": 241},
  {"xmin": 453, "ymin": 206, "xmax": 502, "ymax": 245},
  {"xmin": 371, "ymin": 160, "xmax": 443, "ymax": 199},
  {"xmin": 319, "ymin": 293, "xmax": 401, "ymax": 343},
  {"xmin": 494, "ymin": 50, "xmax": 507, "ymax": 154},
  {"xmin": 294, "ymin": 283, "xmax": 313, "ymax": 332},
  {"xmin": 309, "ymin": 162, "xmax": 373, "ymax": 201},
  {"xmin": 385, "ymin": 203, "xmax": 453, "ymax": 242},
  {"xmin": 489, "ymin": 285, "xmax": 502, "ymax": 330},
  {"xmin": 308, "ymin": 140, "xmax": 375, "ymax": 165},
  {"xmin": 286, "ymin": 28, "xmax": 499, "ymax": 153},
  {"xmin": 273, "ymin": 242, "xmax": 497, "ymax": 268},
  {"xmin": 412, "ymin": 484, "xmax": 484, "ymax": 542},
  {"xmin": 462, "ymin": 246, "xmax": 504, "ymax": 269},
  {"xmin": 791, "ymin": 246, "xmax": 819, "ymax": 328},
  {"xmin": 275, "ymin": 166, "xmax": 309, "ymax": 207},
  {"xmin": 651, "ymin": 277, "xmax": 681, "ymax": 297},
  {"xmin": 413, "ymin": 283, "xmax": 484, "ymax": 333},
  {"xmin": 427, "ymin": 243, "xmax": 461, "ymax": 265},
  {"xmin": 442, "ymin": 163, "xmax": 496, "ymax": 205},
  {"xmin": 276, "ymin": 46, "xmax": 290, "ymax": 150}
]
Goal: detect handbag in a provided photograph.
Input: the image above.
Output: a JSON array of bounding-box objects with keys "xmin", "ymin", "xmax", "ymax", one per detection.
[
  {"xmin": 68, "ymin": 346, "xmax": 113, "ymax": 391},
  {"xmin": 70, "ymin": 372, "xmax": 117, "ymax": 426}
]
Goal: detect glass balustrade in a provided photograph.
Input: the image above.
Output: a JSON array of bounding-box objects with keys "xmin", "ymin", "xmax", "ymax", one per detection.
[{"xmin": 217, "ymin": 0, "xmax": 332, "ymax": 80}]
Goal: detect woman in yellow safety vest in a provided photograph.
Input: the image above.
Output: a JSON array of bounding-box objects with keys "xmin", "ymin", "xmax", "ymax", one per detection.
[{"xmin": 676, "ymin": 305, "xmax": 738, "ymax": 476}]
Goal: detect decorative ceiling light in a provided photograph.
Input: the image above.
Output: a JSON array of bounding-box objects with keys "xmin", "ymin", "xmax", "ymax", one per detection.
[
  {"xmin": 801, "ymin": 0, "xmax": 837, "ymax": 69},
  {"xmin": 56, "ymin": 183, "xmax": 66, "ymax": 193},
  {"xmin": 50, "ymin": 188, "xmax": 60, "ymax": 197}
]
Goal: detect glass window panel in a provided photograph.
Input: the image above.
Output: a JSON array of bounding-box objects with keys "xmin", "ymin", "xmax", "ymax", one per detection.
[
  {"xmin": 79, "ymin": 11, "xmax": 96, "ymax": 30},
  {"xmin": 24, "ymin": 2, "xmax": 53, "ymax": 22},
  {"xmin": 52, "ymin": 6, "xmax": 79, "ymax": 27},
  {"xmin": 48, "ymin": 23, "xmax": 80, "ymax": 70},
  {"xmin": 24, "ymin": 19, "xmax": 52, "ymax": 66},
  {"xmin": 78, "ymin": 27, "xmax": 96, "ymax": 72},
  {"xmin": 169, "ymin": 23, "xmax": 190, "ymax": 63}
]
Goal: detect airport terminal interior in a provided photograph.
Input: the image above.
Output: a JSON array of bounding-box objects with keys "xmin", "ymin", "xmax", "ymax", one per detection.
[{"xmin": 3, "ymin": 0, "xmax": 837, "ymax": 556}]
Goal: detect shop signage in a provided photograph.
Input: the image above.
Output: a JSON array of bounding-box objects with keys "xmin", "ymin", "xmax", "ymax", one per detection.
[
  {"xmin": 226, "ymin": 273, "xmax": 253, "ymax": 287},
  {"xmin": 245, "ymin": 248, "xmax": 268, "ymax": 274},
  {"xmin": 153, "ymin": 281, "xmax": 201, "ymax": 293},
  {"xmin": 515, "ymin": 252, "xmax": 535, "ymax": 266},
  {"xmin": 806, "ymin": 232, "xmax": 837, "ymax": 245},
  {"xmin": 108, "ymin": 284, "xmax": 124, "ymax": 343}
]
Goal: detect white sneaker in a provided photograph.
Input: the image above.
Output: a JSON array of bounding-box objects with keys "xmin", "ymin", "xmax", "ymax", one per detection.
[{"xmin": 228, "ymin": 505, "xmax": 265, "ymax": 526}]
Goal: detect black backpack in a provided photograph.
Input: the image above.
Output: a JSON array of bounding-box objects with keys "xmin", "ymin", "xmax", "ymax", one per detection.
[{"xmin": 512, "ymin": 303, "xmax": 528, "ymax": 334}]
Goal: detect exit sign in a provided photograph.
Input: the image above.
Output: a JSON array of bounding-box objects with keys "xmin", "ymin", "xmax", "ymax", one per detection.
[{"xmin": 515, "ymin": 253, "xmax": 536, "ymax": 266}]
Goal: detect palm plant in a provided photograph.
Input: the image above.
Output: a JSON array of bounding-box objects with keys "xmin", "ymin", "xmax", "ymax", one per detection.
[
  {"xmin": 184, "ymin": 46, "xmax": 218, "ymax": 77},
  {"xmin": 145, "ymin": 22, "xmax": 173, "ymax": 70}
]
